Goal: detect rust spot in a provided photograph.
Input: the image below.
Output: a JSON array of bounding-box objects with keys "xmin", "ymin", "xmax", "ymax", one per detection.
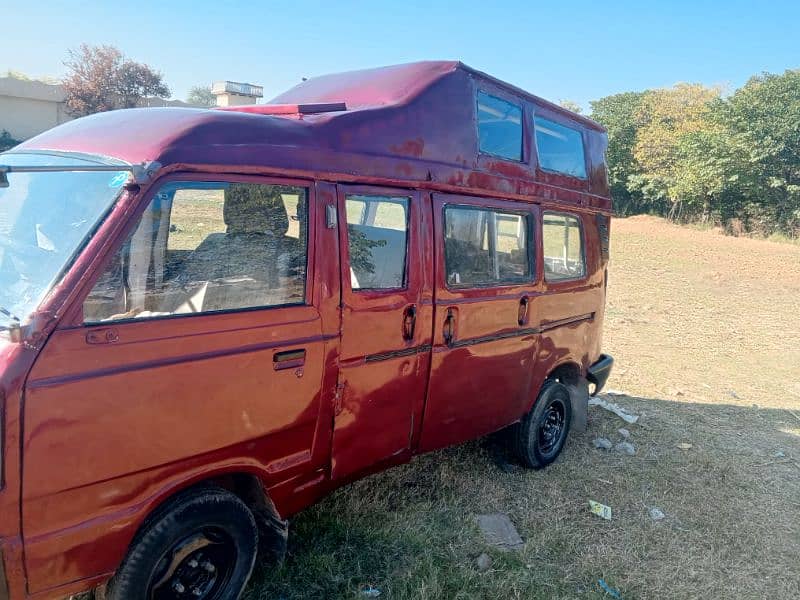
[{"xmin": 390, "ymin": 137, "xmax": 425, "ymax": 157}]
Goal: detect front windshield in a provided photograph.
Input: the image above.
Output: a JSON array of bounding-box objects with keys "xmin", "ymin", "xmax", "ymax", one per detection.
[{"xmin": 0, "ymin": 152, "xmax": 128, "ymax": 328}]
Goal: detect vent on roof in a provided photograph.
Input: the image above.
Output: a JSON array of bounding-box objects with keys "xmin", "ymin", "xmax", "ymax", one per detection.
[{"xmin": 217, "ymin": 102, "xmax": 347, "ymax": 115}]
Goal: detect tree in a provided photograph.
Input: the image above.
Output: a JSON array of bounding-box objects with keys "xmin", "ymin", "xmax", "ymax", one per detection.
[
  {"xmin": 187, "ymin": 85, "xmax": 216, "ymax": 107},
  {"xmin": 558, "ymin": 99, "xmax": 583, "ymax": 114},
  {"xmin": 630, "ymin": 83, "xmax": 721, "ymax": 218},
  {"xmin": 590, "ymin": 92, "xmax": 648, "ymax": 215},
  {"xmin": 716, "ymin": 70, "xmax": 800, "ymax": 234},
  {"xmin": 62, "ymin": 44, "xmax": 170, "ymax": 117}
]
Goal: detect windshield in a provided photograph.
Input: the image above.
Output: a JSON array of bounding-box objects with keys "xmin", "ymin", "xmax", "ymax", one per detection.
[{"xmin": 0, "ymin": 152, "xmax": 128, "ymax": 328}]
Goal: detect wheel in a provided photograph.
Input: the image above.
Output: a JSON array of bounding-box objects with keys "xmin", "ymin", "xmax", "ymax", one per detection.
[
  {"xmin": 106, "ymin": 486, "xmax": 258, "ymax": 600},
  {"xmin": 512, "ymin": 379, "xmax": 572, "ymax": 469}
]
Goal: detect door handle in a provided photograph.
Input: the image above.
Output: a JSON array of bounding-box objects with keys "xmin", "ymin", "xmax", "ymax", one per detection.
[
  {"xmin": 402, "ymin": 304, "xmax": 417, "ymax": 341},
  {"xmin": 86, "ymin": 327, "xmax": 119, "ymax": 345},
  {"xmin": 518, "ymin": 296, "xmax": 530, "ymax": 326},
  {"xmin": 443, "ymin": 309, "xmax": 456, "ymax": 347},
  {"xmin": 273, "ymin": 349, "xmax": 306, "ymax": 371}
]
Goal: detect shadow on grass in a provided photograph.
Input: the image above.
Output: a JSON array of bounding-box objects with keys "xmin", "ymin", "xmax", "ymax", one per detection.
[{"xmin": 245, "ymin": 396, "xmax": 800, "ymax": 600}]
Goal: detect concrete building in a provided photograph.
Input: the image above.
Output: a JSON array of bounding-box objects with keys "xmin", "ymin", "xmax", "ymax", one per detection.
[
  {"xmin": 0, "ymin": 76, "xmax": 218, "ymax": 143},
  {"xmin": 0, "ymin": 76, "xmax": 72, "ymax": 141},
  {"xmin": 211, "ymin": 81, "xmax": 264, "ymax": 107}
]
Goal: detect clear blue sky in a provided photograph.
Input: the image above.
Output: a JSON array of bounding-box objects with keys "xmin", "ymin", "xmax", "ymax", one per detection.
[{"xmin": 3, "ymin": 0, "xmax": 798, "ymax": 110}]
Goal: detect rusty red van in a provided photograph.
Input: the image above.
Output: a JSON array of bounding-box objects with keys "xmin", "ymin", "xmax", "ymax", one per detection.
[{"xmin": 0, "ymin": 61, "xmax": 613, "ymax": 599}]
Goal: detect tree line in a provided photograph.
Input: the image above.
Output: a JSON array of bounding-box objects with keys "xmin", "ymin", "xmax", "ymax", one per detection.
[{"xmin": 587, "ymin": 70, "xmax": 800, "ymax": 238}]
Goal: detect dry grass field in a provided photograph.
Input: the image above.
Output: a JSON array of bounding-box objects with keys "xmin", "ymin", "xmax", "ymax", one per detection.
[{"xmin": 244, "ymin": 216, "xmax": 800, "ymax": 600}]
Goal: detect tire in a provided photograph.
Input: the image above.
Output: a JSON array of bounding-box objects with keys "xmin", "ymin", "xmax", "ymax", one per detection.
[
  {"xmin": 106, "ymin": 486, "xmax": 258, "ymax": 600},
  {"xmin": 512, "ymin": 379, "xmax": 572, "ymax": 469}
]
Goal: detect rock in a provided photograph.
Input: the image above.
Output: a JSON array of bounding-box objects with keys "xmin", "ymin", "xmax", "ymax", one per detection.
[
  {"xmin": 614, "ymin": 441, "xmax": 636, "ymax": 456},
  {"xmin": 649, "ymin": 507, "xmax": 666, "ymax": 521},
  {"xmin": 476, "ymin": 513, "xmax": 524, "ymax": 551},
  {"xmin": 476, "ymin": 552, "xmax": 492, "ymax": 572},
  {"xmin": 593, "ymin": 437, "xmax": 613, "ymax": 450},
  {"xmin": 617, "ymin": 428, "xmax": 631, "ymax": 439}
]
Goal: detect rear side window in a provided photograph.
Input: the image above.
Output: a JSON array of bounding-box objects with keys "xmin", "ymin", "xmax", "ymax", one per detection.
[
  {"xmin": 543, "ymin": 212, "xmax": 585, "ymax": 281},
  {"xmin": 444, "ymin": 205, "xmax": 531, "ymax": 287},
  {"xmin": 477, "ymin": 91, "xmax": 523, "ymax": 161},
  {"xmin": 534, "ymin": 117, "xmax": 587, "ymax": 179},
  {"xmin": 345, "ymin": 195, "xmax": 409, "ymax": 290},
  {"xmin": 84, "ymin": 181, "xmax": 308, "ymax": 322}
]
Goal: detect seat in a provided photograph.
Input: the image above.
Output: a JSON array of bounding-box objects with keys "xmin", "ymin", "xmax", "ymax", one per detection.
[{"xmin": 177, "ymin": 185, "xmax": 293, "ymax": 312}]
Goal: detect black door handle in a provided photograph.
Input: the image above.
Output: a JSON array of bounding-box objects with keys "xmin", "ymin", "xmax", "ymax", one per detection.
[
  {"xmin": 402, "ymin": 304, "xmax": 417, "ymax": 341},
  {"xmin": 518, "ymin": 296, "xmax": 530, "ymax": 326},
  {"xmin": 443, "ymin": 309, "xmax": 456, "ymax": 347},
  {"xmin": 273, "ymin": 349, "xmax": 306, "ymax": 371}
]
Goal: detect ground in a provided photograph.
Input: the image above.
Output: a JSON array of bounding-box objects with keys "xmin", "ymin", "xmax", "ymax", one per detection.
[{"xmin": 244, "ymin": 216, "xmax": 800, "ymax": 600}]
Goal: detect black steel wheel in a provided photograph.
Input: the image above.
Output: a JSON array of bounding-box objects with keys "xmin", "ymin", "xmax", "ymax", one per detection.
[
  {"xmin": 106, "ymin": 487, "xmax": 258, "ymax": 600},
  {"xmin": 512, "ymin": 379, "xmax": 572, "ymax": 469}
]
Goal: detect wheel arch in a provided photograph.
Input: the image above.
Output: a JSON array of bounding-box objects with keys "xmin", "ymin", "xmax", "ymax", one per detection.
[{"xmin": 527, "ymin": 359, "xmax": 590, "ymax": 433}]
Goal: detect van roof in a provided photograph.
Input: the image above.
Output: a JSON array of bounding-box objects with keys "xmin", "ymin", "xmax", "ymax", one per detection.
[{"xmin": 13, "ymin": 61, "xmax": 611, "ymax": 211}]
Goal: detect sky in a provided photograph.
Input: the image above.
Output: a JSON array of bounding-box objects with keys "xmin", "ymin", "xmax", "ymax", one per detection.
[{"xmin": 2, "ymin": 0, "xmax": 798, "ymax": 111}]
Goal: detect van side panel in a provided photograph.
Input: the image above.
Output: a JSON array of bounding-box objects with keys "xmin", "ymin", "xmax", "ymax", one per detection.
[{"xmin": 20, "ymin": 180, "xmax": 341, "ymax": 594}]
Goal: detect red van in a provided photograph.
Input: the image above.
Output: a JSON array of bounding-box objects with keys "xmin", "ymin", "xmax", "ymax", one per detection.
[{"xmin": 0, "ymin": 61, "xmax": 613, "ymax": 599}]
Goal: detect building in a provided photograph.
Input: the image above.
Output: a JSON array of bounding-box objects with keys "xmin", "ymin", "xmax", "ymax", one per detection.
[{"xmin": 0, "ymin": 76, "xmax": 245, "ymax": 143}]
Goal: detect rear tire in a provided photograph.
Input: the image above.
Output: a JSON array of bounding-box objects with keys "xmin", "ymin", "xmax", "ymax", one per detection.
[
  {"xmin": 106, "ymin": 486, "xmax": 258, "ymax": 600},
  {"xmin": 512, "ymin": 379, "xmax": 572, "ymax": 469}
]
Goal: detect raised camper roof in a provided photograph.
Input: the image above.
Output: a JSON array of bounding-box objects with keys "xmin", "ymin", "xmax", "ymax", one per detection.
[{"xmin": 14, "ymin": 61, "xmax": 611, "ymax": 213}]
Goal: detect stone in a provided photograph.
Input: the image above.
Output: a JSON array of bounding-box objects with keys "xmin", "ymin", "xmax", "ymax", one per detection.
[
  {"xmin": 476, "ymin": 552, "xmax": 492, "ymax": 572},
  {"xmin": 618, "ymin": 428, "xmax": 631, "ymax": 439},
  {"xmin": 476, "ymin": 513, "xmax": 524, "ymax": 551}
]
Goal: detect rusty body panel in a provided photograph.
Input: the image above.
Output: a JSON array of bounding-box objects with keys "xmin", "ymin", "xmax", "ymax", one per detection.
[{"xmin": 0, "ymin": 61, "xmax": 611, "ymax": 597}]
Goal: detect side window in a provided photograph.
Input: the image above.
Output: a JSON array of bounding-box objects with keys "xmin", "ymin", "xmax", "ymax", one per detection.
[
  {"xmin": 477, "ymin": 91, "xmax": 523, "ymax": 161},
  {"xmin": 542, "ymin": 212, "xmax": 585, "ymax": 281},
  {"xmin": 444, "ymin": 205, "xmax": 531, "ymax": 287},
  {"xmin": 345, "ymin": 195, "xmax": 409, "ymax": 290},
  {"xmin": 534, "ymin": 116, "xmax": 587, "ymax": 179},
  {"xmin": 83, "ymin": 181, "xmax": 308, "ymax": 323}
]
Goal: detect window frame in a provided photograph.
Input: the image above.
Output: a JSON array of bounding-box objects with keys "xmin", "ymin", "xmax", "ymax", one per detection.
[
  {"xmin": 343, "ymin": 193, "xmax": 411, "ymax": 292},
  {"xmin": 442, "ymin": 202, "xmax": 536, "ymax": 290},
  {"xmin": 541, "ymin": 210, "xmax": 587, "ymax": 284},
  {"xmin": 476, "ymin": 90, "xmax": 526, "ymax": 163},
  {"xmin": 533, "ymin": 114, "xmax": 589, "ymax": 181},
  {"xmin": 76, "ymin": 172, "xmax": 315, "ymax": 326}
]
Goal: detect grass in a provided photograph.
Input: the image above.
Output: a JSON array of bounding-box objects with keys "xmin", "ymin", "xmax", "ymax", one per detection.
[{"xmin": 243, "ymin": 215, "xmax": 800, "ymax": 600}]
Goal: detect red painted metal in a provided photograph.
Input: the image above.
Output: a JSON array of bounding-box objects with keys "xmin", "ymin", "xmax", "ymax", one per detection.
[{"xmin": 0, "ymin": 61, "xmax": 611, "ymax": 598}]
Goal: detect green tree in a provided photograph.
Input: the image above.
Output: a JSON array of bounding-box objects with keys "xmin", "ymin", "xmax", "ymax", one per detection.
[
  {"xmin": 716, "ymin": 70, "xmax": 800, "ymax": 235},
  {"xmin": 630, "ymin": 83, "xmax": 721, "ymax": 219},
  {"xmin": 63, "ymin": 44, "xmax": 170, "ymax": 116},
  {"xmin": 590, "ymin": 92, "xmax": 647, "ymax": 215},
  {"xmin": 187, "ymin": 85, "xmax": 216, "ymax": 107},
  {"xmin": 558, "ymin": 99, "xmax": 583, "ymax": 114}
]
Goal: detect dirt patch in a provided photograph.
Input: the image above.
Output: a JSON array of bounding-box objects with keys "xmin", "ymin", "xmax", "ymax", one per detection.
[{"xmin": 245, "ymin": 216, "xmax": 800, "ymax": 599}]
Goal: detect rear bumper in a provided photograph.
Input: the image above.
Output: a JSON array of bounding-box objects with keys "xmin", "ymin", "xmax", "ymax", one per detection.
[{"xmin": 587, "ymin": 354, "xmax": 614, "ymax": 395}]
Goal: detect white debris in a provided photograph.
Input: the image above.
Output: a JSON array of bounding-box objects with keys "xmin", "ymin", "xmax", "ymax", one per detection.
[
  {"xmin": 593, "ymin": 437, "xmax": 613, "ymax": 450},
  {"xmin": 618, "ymin": 428, "xmax": 631, "ymax": 439},
  {"xmin": 649, "ymin": 507, "xmax": 666, "ymax": 521},
  {"xmin": 589, "ymin": 500, "xmax": 613, "ymax": 520},
  {"xmin": 614, "ymin": 441, "xmax": 636, "ymax": 456},
  {"xmin": 773, "ymin": 450, "xmax": 786, "ymax": 458},
  {"xmin": 589, "ymin": 396, "xmax": 640, "ymax": 424},
  {"xmin": 604, "ymin": 389, "xmax": 628, "ymax": 396},
  {"xmin": 476, "ymin": 552, "xmax": 492, "ymax": 572}
]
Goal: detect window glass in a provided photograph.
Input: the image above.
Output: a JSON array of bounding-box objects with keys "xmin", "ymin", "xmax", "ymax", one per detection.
[
  {"xmin": 543, "ymin": 212, "xmax": 585, "ymax": 281},
  {"xmin": 444, "ymin": 205, "xmax": 530, "ymax": 287},
  {"xmin": 345, "ymin": 195, "xmax": 408, "ymax": 290},
  {"xmin": 534, "ymin": 117, "xmax": 587, "ymax": 179},
  {"xmin": 83, "ymin": 182, "xmax": 308, "ymax": 322},
  {"xmin": 477, "ymin": 91, "xmax": 523, "ymax": 161}
]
